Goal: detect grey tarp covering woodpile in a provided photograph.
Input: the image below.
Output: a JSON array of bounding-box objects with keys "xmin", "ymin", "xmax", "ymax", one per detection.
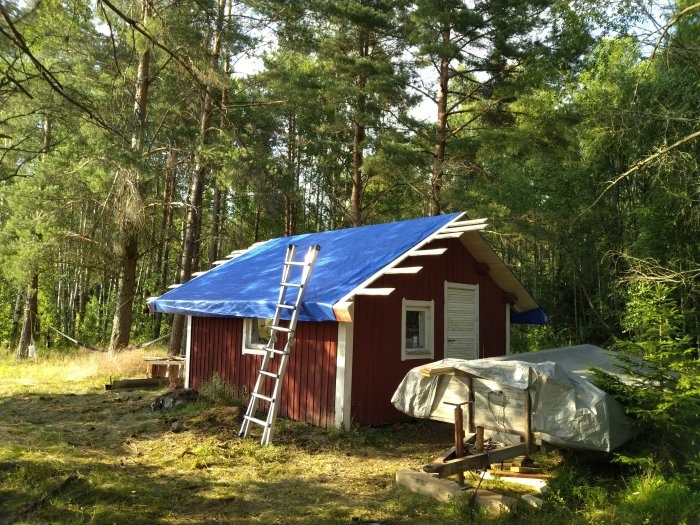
[{"xmin": 391, "ymin": 345, "xmax": 638, "ymax": 452}]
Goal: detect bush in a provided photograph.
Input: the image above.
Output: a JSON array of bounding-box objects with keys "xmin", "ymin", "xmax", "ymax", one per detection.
[{"xmin": 200, "ymin": 372, "xmax": 246, "ymax": 406}]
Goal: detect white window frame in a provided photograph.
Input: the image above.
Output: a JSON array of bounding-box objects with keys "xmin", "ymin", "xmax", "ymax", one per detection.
[
  {"xmin": 242, "ymin": 318, "xmax": 271, "ymax": 356},
  {"xmin": 401, "ymin": 299, "xmax": 435, "ymax": 361}
]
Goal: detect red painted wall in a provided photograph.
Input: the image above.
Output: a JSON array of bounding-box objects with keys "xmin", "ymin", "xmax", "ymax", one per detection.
[
  {"xmin": 350, "ymin": 238, "xmax": 508, "ymax": 425},
  {"xmin": 189, "ymin": 317, "xmax": 338, "ymax": 427}
]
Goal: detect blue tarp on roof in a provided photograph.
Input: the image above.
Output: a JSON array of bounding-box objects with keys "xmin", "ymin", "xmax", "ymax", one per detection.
[{"xmin": 150, "ymin": 213, "xmax": 461, "ymax": 321}]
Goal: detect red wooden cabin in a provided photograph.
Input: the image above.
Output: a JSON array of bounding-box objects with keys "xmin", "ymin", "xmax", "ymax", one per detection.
[{"xmin": 149, "ymin": 213, "xmax": 546, "ymax": 428}]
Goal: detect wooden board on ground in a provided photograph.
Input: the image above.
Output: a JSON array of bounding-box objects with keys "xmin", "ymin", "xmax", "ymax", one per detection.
[{"xmin": 106, "ymin": 378, "xmax": 170, "ymax": 391}]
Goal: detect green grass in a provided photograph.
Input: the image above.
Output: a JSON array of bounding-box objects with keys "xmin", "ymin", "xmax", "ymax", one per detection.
[{"xmin": 1, "ymin": 347, "xmax": 699, "ymax": 524}]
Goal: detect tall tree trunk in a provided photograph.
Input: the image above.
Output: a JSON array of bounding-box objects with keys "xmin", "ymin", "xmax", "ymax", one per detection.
[
  {"xmin": 169, "ymin": 0, "xmax": 225, "ymax": 355},
  {"xmin": 430, "ymin": 24, "xmax": 451, "ymax": 216},
  {"xmin": 210, "ymin": 184, "xmax": 222, "ymax": 264},
  {"xmin": 109, "ymin": 0, "xmax": 152, "ymax": 351},
  {"xmin": 16, "ymin": 114, "xmax": 51, "ymax": 358},
  {"xmin": 153, "ymin": 147, "xmax": 176, "ymax": 339},
  {"xmin": 10, "ymin": 289, "xmax": 23, "ymax": 349},
  {"xmin": 351, "ymin": 119, "xmax": 364, "ymax": 227},
  {"xmin": 16, "ymin": 272, "xmax": 38, "ymax": 358}
]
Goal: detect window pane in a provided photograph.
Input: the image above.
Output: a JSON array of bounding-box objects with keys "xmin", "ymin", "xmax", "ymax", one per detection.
[{"xmin": 405, "ymin": 310, "xmax": 425, "ymax": 349}]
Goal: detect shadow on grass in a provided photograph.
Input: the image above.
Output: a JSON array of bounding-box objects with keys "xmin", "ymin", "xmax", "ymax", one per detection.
[{"xmin": 0, "ymin": 454, "xmax": 364, "ymax": 525}]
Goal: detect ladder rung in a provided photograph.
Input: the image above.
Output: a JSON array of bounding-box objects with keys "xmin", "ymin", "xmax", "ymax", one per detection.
[
  {"xmin": 260, "ymin": 370, "xmax": 278, "ymax": 378},
  {"xmin": 244, "ymin": 415, "xmax": 269, "ymax": 427},
  {"xmin": 267, "ymin": 348, "xmax": 288, "ymax": 356},
  {"xmin": 284, "ymin": 261, "xmax": 307, "ymax": 267},
  {"xmin": 276, "ymin": 303, "xmax": 295, "ymax": 310},
  {"xmin": 252, "ymin": 392, "xmax": 274, "ymax": 403},
  {"xmin": 270, "ymin": 325, "xmax": 291, "ymax": 333},
  {"xmin": 281, "ymin": 282, "xmax": 302, "ymax": 288}
]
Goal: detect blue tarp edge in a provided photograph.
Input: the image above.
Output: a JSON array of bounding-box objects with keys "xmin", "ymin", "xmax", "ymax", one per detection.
[{"xmin": 511, "ymin": 307, "xmax": 549, "ymax": 325}]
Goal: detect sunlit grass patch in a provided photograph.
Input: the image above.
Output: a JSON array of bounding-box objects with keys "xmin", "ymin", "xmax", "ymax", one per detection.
[{"xmin": 1, "ymin": 352, "xmax": 699, "ymax": 524}]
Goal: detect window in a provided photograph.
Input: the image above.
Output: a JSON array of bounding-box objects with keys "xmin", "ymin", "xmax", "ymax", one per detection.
[
  {"xmin": 401, "ymin": 299, "xmax": 434, "ymax": 361},
  {"xmin": 242, "ymin": 318, "xmax": 273, "ymax": 355}
]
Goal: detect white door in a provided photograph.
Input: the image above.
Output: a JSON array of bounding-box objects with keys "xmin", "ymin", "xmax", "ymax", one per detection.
[{"xmin": 444, "ymin": 282, "xmax": 479, "ymax": 360}]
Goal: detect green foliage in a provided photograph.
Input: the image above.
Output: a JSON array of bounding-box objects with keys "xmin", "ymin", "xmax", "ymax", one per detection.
[
  {"xmin": 592, "ymin": 281, "xmax": 700, "ymax": 471},
  {"xmin": 199, "ymin": 372, "xmax": 246, "ymax": 406}
]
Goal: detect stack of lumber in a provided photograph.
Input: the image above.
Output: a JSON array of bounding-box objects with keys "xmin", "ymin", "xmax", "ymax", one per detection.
[{"xmin": 488, "ymin": 456, "xmax": 554, "ymax": 479}]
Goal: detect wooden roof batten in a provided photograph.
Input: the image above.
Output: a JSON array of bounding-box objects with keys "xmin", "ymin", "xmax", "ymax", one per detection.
[
  {"xmin": 332, "ymin": 212, "xmax": 491, "ymax": 321},
  {"xmin": 162, "ymin": 241, "xmax": 266, "ymax": 291}
]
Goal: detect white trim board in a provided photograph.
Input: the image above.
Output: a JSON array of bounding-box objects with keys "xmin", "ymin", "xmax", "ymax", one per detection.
[
  {"xmin": 335, "ymin": 319, "xmax": 354, "ymax": 429},
  {"xmin": 184, "ymin": 315, "xmax": 192, "ymax": 389}
]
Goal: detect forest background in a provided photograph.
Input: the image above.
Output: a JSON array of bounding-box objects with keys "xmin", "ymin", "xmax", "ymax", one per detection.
[{"xmin": 0, "ymin": 0, "xmax": 697, "ymax": 365}]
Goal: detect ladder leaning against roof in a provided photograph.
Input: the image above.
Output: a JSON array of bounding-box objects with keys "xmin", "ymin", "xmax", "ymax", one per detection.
[{"xmin": 239, "ymin": 243, "xmax": 321, "ymax": 445}]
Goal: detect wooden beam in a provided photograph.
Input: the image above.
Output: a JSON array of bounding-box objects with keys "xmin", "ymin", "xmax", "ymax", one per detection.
[
  {"xmin": 407, "ymin": 248, "xmax": 447, "ymax": 257},
  {"xmin": 423, "ymin": 443, "xmax": 529, "ymax": 478},
  {"xmin": 191, "ymin": 271, "xmax": 207, "ymax": 277},
  {"xmin": 525, "ymin": 387, "xmax": 533, "ymax": 455},
  {"xmin": 354, "ymin": 288, "xmax": 394, "ymax": 296},
  {"xmin": 419, "ymin": 365, "xmax": 467, "ymax": 377},
  {"xmin": 167, "ymin": 284, "xmax": 182, "ymax": 289},
  {"xmin": 433, "ymin": 232, "xmax": 465, "ymax": 240},
  {"xmin": 332, "ymin": 301, "xmax": 354, "ymax": 322},
  {"xmin": 502, "ymin": 292, "xmax": 517, "ymax": 305},
  {"xmin": 476, "ymin": 262, "xmax": 490, "ymax": 275},
  {"xmin": 440, "ymin": 223, "xmax": 488, "ymax": 233},
  {"xmin": 447, "ymin": 218, "xmax": 488, "ymax": 227},
  {"xmin": 384, "ymin": 266, "xmax": 423, "ymax": 275},
  {"xmin": 211, "ymin": 259, "xmax": 229, "ymax": 266}
]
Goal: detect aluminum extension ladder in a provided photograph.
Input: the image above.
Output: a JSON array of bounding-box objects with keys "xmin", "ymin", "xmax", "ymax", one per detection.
[{"xmin": 239, "ymin": 243, "xmax": 321, "ymax": 445}]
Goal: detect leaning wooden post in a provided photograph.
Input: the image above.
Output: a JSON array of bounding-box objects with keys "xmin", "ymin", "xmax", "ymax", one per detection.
[
  {"xmin": 475, "ymin": 426, "xmax": 484, "ymax": 453},
  {"xmin": 445, "ymin": 401, "xmax": 470, "ymax": 486},
  {"xmin": 524, "ymin": 386, "xmax": 532, "ymax": 456},
  {"xmin": 467, "ymin": 375, "xmax": 475, "ymax": 433}
]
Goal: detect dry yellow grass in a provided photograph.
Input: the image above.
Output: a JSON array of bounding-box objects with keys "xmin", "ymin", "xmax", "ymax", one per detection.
[{"xmin": 0, "ymin": 346, "xmax": 167, "ymax": 395}]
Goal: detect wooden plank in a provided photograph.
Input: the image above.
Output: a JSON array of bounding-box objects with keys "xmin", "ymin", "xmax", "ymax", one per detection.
[
  {"xmin": 419, "ymin": 365, "xmax": 466, "ymax": 377},
  {"xmin": 525, "ymin": 387, "xmax": 533, "ymax": 455},
  {"xmin": 383, "ymin": 266, "xmax": 423, "ymax": 275},
  {"xmin": 510, "ymin": 466, "xmax": 543, "ymax": 474},
  {"xmin": 396, "ymin": 470, "xmax": 464, "ymax": 502},
  {"xmin": 441, "ymin": 223, "xmax": 487, "ymax": 232},
  {"xmin": 106, "ymin": 378, "xmax": 169, "ymax": 390},
  {"xmin": 444, "ymin": 218, "xmax": 488, "ymax": 227},
  {"xmin": 433, "ymin": 232, "xmax": 465, "ymax": 239},
  {"xmin": 407, "ymin": 248, "xmax": 447, "ymax": 256},
  {"xmin": 332, "ymin": 301, "xmax": 353, "ymax": 322},
  {"xmin": 353, "ymin": 288, "xmax": 394, "ymax": 296},
  {"xmin": 488, "ymin": 470, "xmax": 554, "ymax": 480},
  {"xmin": 423, "ymin": 443, "xmax": 528, "ymax": 478}
]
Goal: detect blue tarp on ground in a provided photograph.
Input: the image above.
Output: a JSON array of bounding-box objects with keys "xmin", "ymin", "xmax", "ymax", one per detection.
[
  {"xmin": 149, "ymin": 213, "xmax": 547, "ymax": 324},
  {"xmin": 149, "ymin": 213, "xmax": 461, "ymax": 321}
]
